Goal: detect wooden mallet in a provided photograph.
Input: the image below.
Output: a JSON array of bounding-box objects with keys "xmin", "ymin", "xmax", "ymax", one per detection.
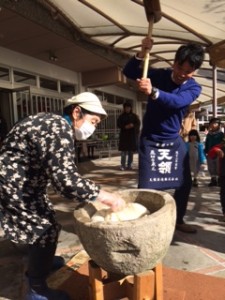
[{"xmin": 142, "ymin": 0, "xmax": 162, "ymax": 78}]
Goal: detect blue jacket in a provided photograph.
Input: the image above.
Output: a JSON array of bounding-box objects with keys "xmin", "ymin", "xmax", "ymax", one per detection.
[
  {"xmin": 123, "ymin": 56, "xmax": 202, "ymax": 142},
  {"xmin": 186, "ymin": 141, "xmax": 206, "ymax": 164},
  {"xmin": 204, "ymin": 130, "xmax": 224, "ymax": 154}
]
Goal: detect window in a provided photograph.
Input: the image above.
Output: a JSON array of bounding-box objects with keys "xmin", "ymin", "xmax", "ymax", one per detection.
[
  {"xmin": 115, "ymin": 96, "xmax": 124, "ymax": 105},
  {"xmin": 60, "ymin": 81, "xmax": 76, "ymax": 95},
  {"xmin": 14, "ymin": 70, "xmax": 36, "ymax": 86},
  {"xmin": 0, "ymin": 66, "xmax": 10, "ymax": 81},
  {"xmin": 104, "ymin": 93, "xmax": 114, "ymax": 104},
  {"xmin": 40, "ymin": 77, "xmax": 58, "ymax": 91}
]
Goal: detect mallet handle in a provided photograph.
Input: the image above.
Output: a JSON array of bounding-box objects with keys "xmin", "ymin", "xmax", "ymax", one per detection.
[{"xmin": 142, "ymin": 15, "xmax": 154, "ymax": 78}]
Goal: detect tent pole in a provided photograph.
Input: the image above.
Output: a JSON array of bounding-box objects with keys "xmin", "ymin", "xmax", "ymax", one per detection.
[{"xmin": 212, "ymin": 65, "xmax": 217, "ymax": 118}]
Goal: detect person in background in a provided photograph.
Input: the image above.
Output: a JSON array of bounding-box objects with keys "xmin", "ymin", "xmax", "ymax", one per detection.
[
  {"xmin": 186, "ymin": 129, "xmax": 206, "ymax": 187},
  {"xmin": 204, "ymin": 117, "xmax": 224, "ymax": 186},
  {"xmin": 123, "ymin": 37, "xmax": 205, "ymax": 233},
  {"xmin": 0, "ymin": 92, "xmax": 125, "ymax": 300},
  {"xmin": 117, "ymin": 102, "xmax": 140, "ymax": 170},
  {"xmin": 207, "ymin": 135, "xmax": 225, "ymax": 220},
  {"xmin": 180, "ymin": 107, "xmax": 197, "ymax": 142}
]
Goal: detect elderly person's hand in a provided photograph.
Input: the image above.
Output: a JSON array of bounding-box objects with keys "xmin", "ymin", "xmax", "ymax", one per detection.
[{"xmin": 96, "ymin": 190, "xmax": 126, "ymax": 212}]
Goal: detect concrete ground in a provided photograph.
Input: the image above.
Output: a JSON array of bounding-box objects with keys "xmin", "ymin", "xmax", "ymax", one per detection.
[{"xmin": 0, "ymin": 154, "xmax": 225, "ymax": 299}]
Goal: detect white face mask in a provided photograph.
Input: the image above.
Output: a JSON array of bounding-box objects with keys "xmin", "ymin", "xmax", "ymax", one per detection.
[{"xmin": 75, "ymin": 120, "xmax": 96, "ymax": 140}]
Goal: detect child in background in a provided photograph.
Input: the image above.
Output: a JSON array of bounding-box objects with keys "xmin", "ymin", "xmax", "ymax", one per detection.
[
  {"xmin": 186, "ymin": 129, "xmax": 206, "ymax": 187},
  {"xmin": 205, "ymin": 118, "xmax": 224, "ymax": 186}
]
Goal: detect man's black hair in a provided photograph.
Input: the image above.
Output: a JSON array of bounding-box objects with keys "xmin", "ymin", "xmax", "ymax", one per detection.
[
  {"xmin": 209, "ymin": 117, "xmax": 221, "ymax": 125},
  {"xmin": 123, "ymin": 102, "xmax": 132, "ymax": 108},
  {"xmin": 175, "ymin": 43, "xmax": 205, "ymax": 70}
]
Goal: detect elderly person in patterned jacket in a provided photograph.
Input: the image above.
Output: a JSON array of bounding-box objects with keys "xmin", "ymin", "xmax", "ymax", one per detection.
[{"xmin": 0, "ymin": 92, "xmax": 125, "ymax": 300}]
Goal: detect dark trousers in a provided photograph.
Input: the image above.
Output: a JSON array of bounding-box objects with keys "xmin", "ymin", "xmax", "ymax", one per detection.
[
  {"xmin": 174, "ymin": 150, "xmax": 192, "ymax": 224},
  {"xmin": 121, "ymin": 151, "xmax": 133, "ymax": 167},
  {"xmin": 27, "ymin": 224, "xmax": 60, "ymax": 283},
  {"xmin": 220, "ymin": 176, "xmax": 225, "ymax": 214},
  {"xmin": 174, "ymin": 173, "xmax": 192, "ymax": 224}
]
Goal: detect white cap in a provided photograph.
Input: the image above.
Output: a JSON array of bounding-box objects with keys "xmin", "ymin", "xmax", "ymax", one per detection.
[{"xmin": 64, "ymin": 92, "xmax": 107, "ymax": 118}]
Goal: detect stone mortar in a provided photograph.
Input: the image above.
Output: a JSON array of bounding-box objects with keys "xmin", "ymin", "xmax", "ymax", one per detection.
[{"xmin": 73, "ymin": 189, "xmax": 176, "ymax": 276}]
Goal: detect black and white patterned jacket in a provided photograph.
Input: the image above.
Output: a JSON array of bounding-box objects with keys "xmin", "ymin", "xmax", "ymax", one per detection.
[{"xmin": 0, "ymin": 113, "xmax": 99, "ymax": 244}]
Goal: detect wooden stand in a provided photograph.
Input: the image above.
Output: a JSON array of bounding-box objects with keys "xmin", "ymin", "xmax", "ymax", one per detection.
[{"xmin": 88, "ymin": 260, "xmax": 163, "ymax": 300}]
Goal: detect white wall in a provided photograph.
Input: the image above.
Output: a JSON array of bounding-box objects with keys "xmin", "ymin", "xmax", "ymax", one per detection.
[
  {"xmin": 96, "ymin": 85, "xmax": 136, "ymax": 100},
  {"xmin": 0, "ymin": 46, "xmax": 79, "ymax": 84},
  {"xmin": 0, "ymin": 46, "xmax": 139, "ymax": 101}
]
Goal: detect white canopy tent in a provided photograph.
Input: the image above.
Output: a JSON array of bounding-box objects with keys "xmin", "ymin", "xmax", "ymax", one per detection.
[
  {"xmin": 0, "ymin": 0, "xmax": 224, "ymax": 115},
  {"xmin": 45, "ymin": 0, "xmax": 225, "ymax": 113}
]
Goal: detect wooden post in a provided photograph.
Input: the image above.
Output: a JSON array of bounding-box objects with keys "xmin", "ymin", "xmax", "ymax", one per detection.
[
  {"xmin": 155, "ymin": 263, "xmax": 163, "ymax": 300},
  {"xmin": 134, "ymin": 270, "xmax": 155, "ymax": 300},
  {"xmin": 88, "ymin": 260, "xmax": 104, "ymax": 300},
  {"xmin": 88, "ymin": 260, "xmax": 163, "ymax": 300}
]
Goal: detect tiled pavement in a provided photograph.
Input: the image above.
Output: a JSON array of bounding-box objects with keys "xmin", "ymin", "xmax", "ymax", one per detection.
[{"xmin": 0, "ymin": 154, "xmax": 225, "ymax": 299}]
